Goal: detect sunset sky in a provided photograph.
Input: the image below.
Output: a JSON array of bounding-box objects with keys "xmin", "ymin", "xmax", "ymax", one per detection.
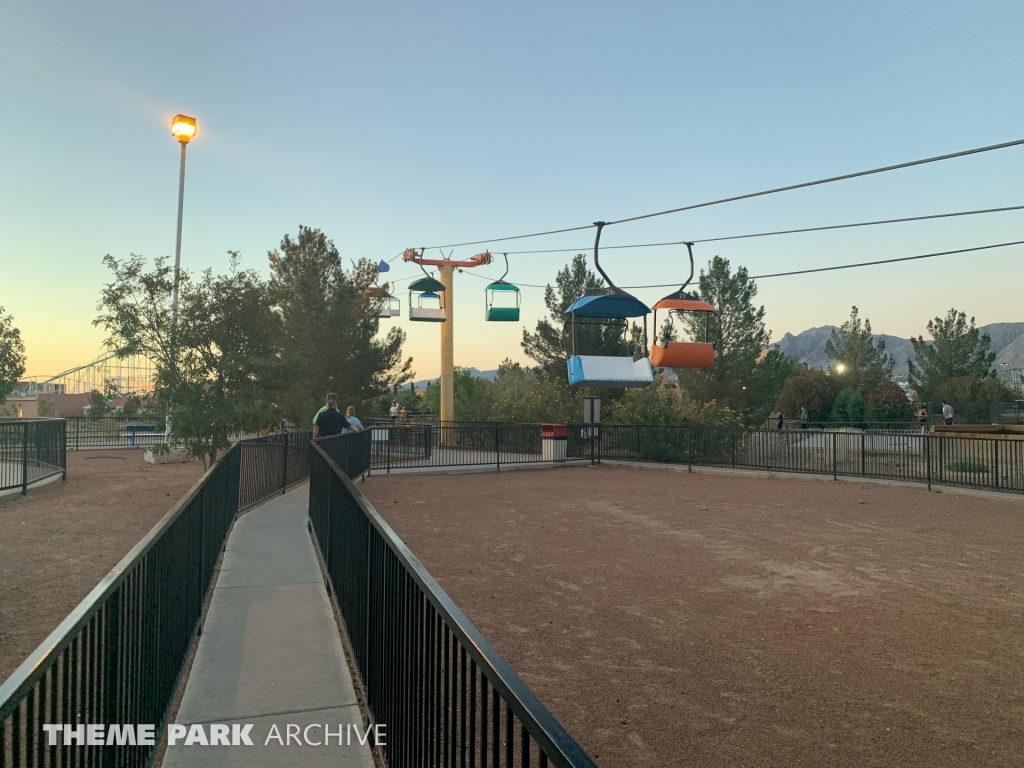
[{"xmin": 2, "ymin": 1, "xmax": 1023, "ymax": 380}]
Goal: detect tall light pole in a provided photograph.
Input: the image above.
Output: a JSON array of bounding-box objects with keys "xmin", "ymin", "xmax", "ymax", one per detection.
[
  {"xmin": 170, "ymin": 114, "xmax": 197, "ymax": 323},
  {"xmin": 167, "ymin": 115, "xmax": 196, "ymax": 442}
]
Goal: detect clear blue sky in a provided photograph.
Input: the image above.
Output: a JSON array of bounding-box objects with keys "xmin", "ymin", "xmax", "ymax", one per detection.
[{"xmin": 3, "ymin": 1, "xmax": 1023, "ymax": 379}]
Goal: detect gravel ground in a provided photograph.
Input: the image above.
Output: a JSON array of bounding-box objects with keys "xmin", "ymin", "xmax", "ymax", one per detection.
[
  {"xmin": 0, "ymin": 450, "xmax": 203, "ymax": 682},
  {"xmin": 361, "ymin": 464, "xmax": 1024, "ymax": 768}
]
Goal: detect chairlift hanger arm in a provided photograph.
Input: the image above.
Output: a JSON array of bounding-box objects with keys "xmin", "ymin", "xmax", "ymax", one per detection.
[
  {"xmin": 591, "ymin": 221, "xmax": 619, "ymax": 294},
  {"xmin": 402, "ymin": 247, "xmax": 493, "ymax": 268}
]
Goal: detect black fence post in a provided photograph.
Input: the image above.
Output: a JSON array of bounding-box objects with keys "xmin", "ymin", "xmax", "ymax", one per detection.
[
  {"xmin": 590, "ymin": 427, "xmax": 595, "ymax": 466},
  {"xmin": 103, "ymin": 588, "xmax": 122, "ymax": 751},
  {"xmin": 387, "ymin": 427, "xmax": 392, "ymax": 474},
  {"xmin": 687, "ymin": 428, "xmax": 692, "ymax": 473},
  {"xmin": 861, "ymin": 432, "xmax": 866, "ymax": 476},
  {"xmin": 21, "ymin": 421, "xmax": 29, "ymax": 495},
  {"xmin": 495, "ymin": 423, "xmax": 500, "ymax": 471},
  {"xmin": 925, "ymin": 434, "xmax": 932, "ymax": 491},
  {"xmin": 994, "ymin": 439, "xmax": 1000, "ymax": 490},
  {"xmin": 832, "ymin": 432, "xmax": 838, "ymax": 481},
  {"xmin": 282, "ymin": 433, "xmax": 289, "ymax": 495},
  {"xmin": 75, "ymin": 416, "xmax": 80, "ymax": 451}
]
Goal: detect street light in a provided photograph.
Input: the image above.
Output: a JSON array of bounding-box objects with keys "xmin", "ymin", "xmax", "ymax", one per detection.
[
  {"xmin": 836, "ymin": 363, "xmax": 846, "ymax": 374},
  {"xmin": 170, "ymin": 114, "xmax": 197, "ymax": 324},
  {"xmin": 167, "ymin": 114, "xmax": 196, "ymax": 445}
]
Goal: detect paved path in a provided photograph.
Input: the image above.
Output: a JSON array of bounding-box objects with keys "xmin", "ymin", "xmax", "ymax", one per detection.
[{"xmin": 163, "ymin": 487, "xmax": 375, "ymax": 767}]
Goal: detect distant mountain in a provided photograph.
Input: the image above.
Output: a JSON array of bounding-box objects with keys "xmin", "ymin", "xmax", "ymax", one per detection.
[
  {"xmin": 773, "ymin": 322, "xmax": 1024, "ymax": 377},
  {"xmin": 410, "ymin": 367, "xmax": 498, "ymax": 390}
]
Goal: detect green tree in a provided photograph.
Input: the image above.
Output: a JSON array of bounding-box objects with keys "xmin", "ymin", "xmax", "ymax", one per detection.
[
  {"xmin": 95, "ymin": 252, "xmax": 281, "ymax": 467},
  {"xmin": 675, "ymin": 256, "xmax": 795, "ymax": 425},
  {"xmin": 87, "ymin": 390, "xmax": 107, "ymax": 417},
  {"xmin": 0, "ymin": 306, "xmax": 27, "ymax": 404},
  {"xmin": 268, "ymin": 226, "xmax": 412, "ymax": 424},
  {"xmin": 774, "ymin": 368, "xmax": 841, "ymax": 424},
  {"xmin": 825, "ymin": 306, "xmax": 895, "ymax": 381},
  {"xmin": 830, "ymin": 386, "xmax": 867, "ymax": 427},
  {"xmin": 422, "ymin": 367, "xmax": 494, "ymax": 421},
  {"xmin": 487, "ymin": 359, "xmax": 583, "ymax": 423},
  {"xmin": 908, "ymin": 309, "xmax": 1007, "ymax": 403},
  {"xmin": 37, "ymin": 398, "xmax": 55, "ymax": 417},
  {"xmin": 864, "ymin": 380, "xmax": 915, "ymax": 425},
  {"xmin": 608, "ymin": 374, "xmax": 686, "ymax": 426}
]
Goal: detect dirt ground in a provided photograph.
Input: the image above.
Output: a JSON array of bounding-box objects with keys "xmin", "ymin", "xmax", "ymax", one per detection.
[
  {"xmin": 361, "ymin": 464, "xmax": 1024, "ymax": 768},
  {"xmin": 0, "ymin": 450, "xmax": 203, "ymax": 682}
]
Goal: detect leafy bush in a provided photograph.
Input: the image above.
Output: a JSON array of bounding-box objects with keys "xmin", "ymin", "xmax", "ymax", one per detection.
[{"xmin": 946, "ymin": 461, "xmax": 987, "ymax": 473}]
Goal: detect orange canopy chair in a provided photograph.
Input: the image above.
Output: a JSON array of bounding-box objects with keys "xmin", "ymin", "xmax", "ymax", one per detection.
[{"xmin": 650, "ymin": 243, "xmax": 717, "ymax": 369}]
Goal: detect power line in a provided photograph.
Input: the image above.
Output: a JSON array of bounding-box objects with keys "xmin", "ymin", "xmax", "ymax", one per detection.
[
  {"xmin": 748, "ymin": 240, "xmax": 1024, "ymax": 281},
  {"xmin": 494, "ymin": 204, "xmax": 1024, "ymax": 255},
  {"xmin": 453, "ymin": 239, "xmax": 1024, "ymax": 289},
  {"xmin": 607, "ymin": 139, "xmax": 1024, "ymax": 226},
  {"xmin": 417, "ymin": 137, "xmax": 1024, "ymax": 249}
]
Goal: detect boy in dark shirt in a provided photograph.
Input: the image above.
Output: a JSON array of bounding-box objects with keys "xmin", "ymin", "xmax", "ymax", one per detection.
[{"xmin": 312, "ymin": 394, "xmax": 348, "ymax": 438}]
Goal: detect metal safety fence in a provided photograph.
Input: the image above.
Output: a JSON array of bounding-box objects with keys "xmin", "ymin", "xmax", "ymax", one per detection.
[
  {"xmin": 61, "ymin": 416, "xmax": 275, "ymax": 451},
  {"xmin": 361, "ymin": 421, "xmax": 1024, "ymax": 495},
  {"xmin": 0, "ymin": 432, "xmax": 311, "ymax": 768},
  {"xmin": 0, "ymin": 418, "xmax": 66, "ymax": 495},
  {"xmin": 308, "ymin": 437, "xmax": 597, "ymax": 768},
  {"xmin": 582, "ymin": 424, "xmax": 1024, "ymax": 494},
  {"xmin": 369, "ymin": 423, "xmax": 554, "ymax": 472}
]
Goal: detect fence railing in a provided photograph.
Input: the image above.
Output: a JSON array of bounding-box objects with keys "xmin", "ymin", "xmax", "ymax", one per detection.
[
  {"xmin": 57, "ymin": 416, "xmax": 278, "ymax": 450},
  {"xmin": 308, "ymin": 436, "xmax": 598, "ymax": 768},
  {"xmin": 0, "ymin": 432, "xmax": 311, "ymax": 767},
  {"xmin": 0, "ymin": 418, "xmax": 66, "ymax": 495},
  {"xmin": 580, "ymin": 424, "xmax": 1024, "ymax": 494},
  {"xmin": 359, "ymin": 421, "xmax": 1024, "ymax": 495}
]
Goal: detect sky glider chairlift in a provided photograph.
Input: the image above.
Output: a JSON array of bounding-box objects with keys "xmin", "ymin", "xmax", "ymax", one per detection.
[
  {"xmin": 485, "ymin": 254, "xmax": 521, "ymax": 321},
  {"xmin": 649, "ymin": 242, "xmax": 717, "ymax": 369},
  {"xmin": 564, "ymin": 222, "xmax": 653, "ymax": 388},
  {"xmin": 366, "ymin": 259, "xmax": 400, "ymax": 318},
  {"xmin": 408, "ymin": 276, "xmax": 447, "ymax": 322},
  {"xmin": 366, "ymin": 285, "xmax": 401, "ymax": 318}
]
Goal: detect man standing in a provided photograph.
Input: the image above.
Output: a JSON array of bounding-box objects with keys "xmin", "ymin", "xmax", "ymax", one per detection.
[
  {"xmin": 799, "ymin": 406, "xmax": 809, "ymax": 430},
  {"xmin": 312, "ymin": 394, "xmax": 348, "ymax": 439},
  {"xmin": 942, "ymin": 400, "xmax": 954, "ymax": 426}
]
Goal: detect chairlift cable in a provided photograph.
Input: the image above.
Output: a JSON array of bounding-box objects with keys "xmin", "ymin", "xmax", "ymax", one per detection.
[
  {"xmin": 493, "ymin": 204, "xmax": 1024, "ymax": 255},
  {"xmin": 450, "ymin": 239, "xmax": 1024, "ymax": 289},
  {"xmin": 417, "ymin": 137, "xmax": 1024, "ymax": 249}
]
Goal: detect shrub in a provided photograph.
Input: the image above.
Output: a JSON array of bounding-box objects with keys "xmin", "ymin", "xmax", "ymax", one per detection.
[{"xmin": 946, "ymin": 461, "xmax": 987, "ymax": 473}]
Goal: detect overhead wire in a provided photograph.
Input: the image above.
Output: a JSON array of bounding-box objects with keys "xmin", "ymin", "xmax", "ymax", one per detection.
[
  {"xmin": 417, "ymin": 137, "xmax": 1024, "ymax": 249},
  {"xmin": 452, "ymin": 239, "xmax": 1024, "ymax": 290},
  {"xmin": 492, "ymin": 204, "xmax": 1024, "ymax": 255}
]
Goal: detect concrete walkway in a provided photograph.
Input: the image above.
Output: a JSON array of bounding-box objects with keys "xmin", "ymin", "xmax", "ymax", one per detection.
[{"xmin": 163, "ymin": 487, "xmax": 375, "ymax": 767}]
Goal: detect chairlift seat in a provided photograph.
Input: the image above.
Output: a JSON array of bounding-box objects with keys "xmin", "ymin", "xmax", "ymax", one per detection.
[
  {"xmin": 486, "ymin": 307, "xmax": 520, "ymax": 322},
  {"xmin": 379, "ymin": 296, "xmax": 401, "ymax": 318},
  {"xmin": 410, "ymin": 293, "xmax": 446, "ymax": 322},
  {"xmin": 568, "ymin": 355, "xmax": 654, "ymax": 388},
  {"xmin": 650, "ymin": 342, "xmax": 715, "ymax": 369},
  {"xmin": 409, "ymin": 278, "xmax": 447, "ymax": 323},
  {"xmin": 485, "ymin": 281, "xmax": 521, "ymax": 322}
]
